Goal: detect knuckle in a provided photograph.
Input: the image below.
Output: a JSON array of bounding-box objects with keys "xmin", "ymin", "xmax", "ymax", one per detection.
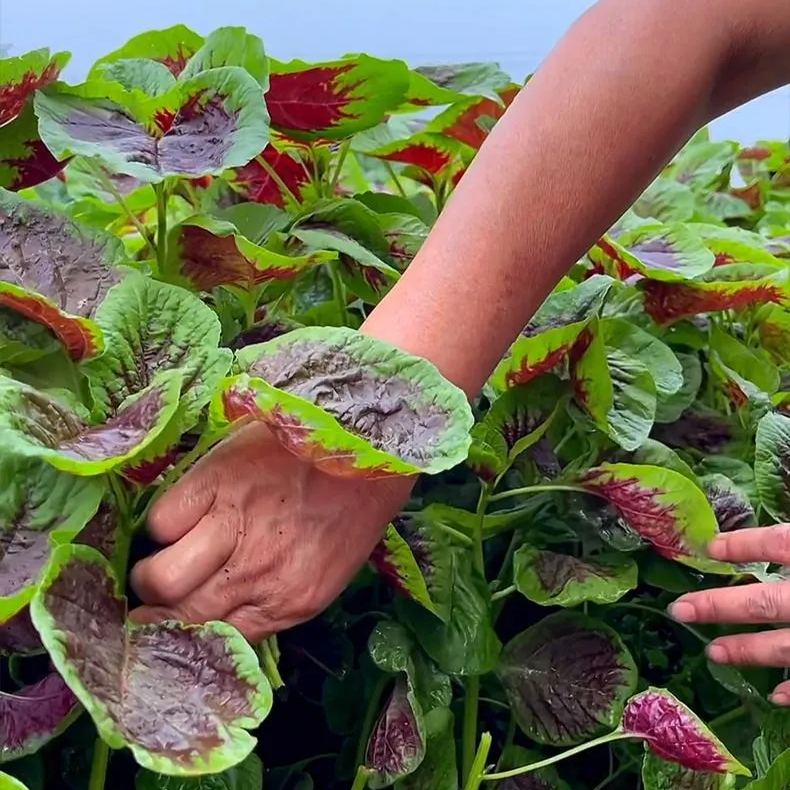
[
  {"xmin": 773, "ymin": 633, "xmax": 790, "ymax": 664},
  {"xmin": 746, "ymin": 586, "xmax": 785, "ymax": 620},
  {"xmin": 773, "ymin": 525, "xmax": 790, "ymax": 559},
  {"xmin": 695, "ymin": 592, "xmax": 719, "ymax": 619}
]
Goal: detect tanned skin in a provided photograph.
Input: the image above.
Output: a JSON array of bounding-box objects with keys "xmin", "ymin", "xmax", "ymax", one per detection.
[{"xmin": 130, "ymin": 0, "xmax": 790, "ymax": 704}]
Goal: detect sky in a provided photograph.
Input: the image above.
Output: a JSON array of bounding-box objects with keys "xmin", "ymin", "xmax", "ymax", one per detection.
[{"xmin": 1, "ymin": 0, "xmax": 788, "ymax": 142}]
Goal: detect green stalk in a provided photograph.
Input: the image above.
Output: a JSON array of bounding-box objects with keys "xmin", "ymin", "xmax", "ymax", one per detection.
[
  {"xmin": 480, "ymin": 732, "xmax": 637, "ymax": 781},
  {"xmin": 328, "ymin": 261, "xmax": 350, "ymax": 325},
  {"xmin": 329, "ymin": 139, "xmax": 351, "ymax": 194},
  {"xmin": 351, "ymin": 766, "xmax": 372, "ymax": 790},
  {"xmin": 496, "ymin": 715, "xmax": 517, "ymax": 771},
  {"xmin": 608, "ymin": 601, "xmax": 710, "ymax": 644},
  {"xmin": 488, "ymin": 483, "xmax": 590, "ymax": 503},
  {"xmin": 155, "ymin": 182, "xmax": 168, "ymax": 273},
  {"xmin": 259, "ymin": 636, "xmax": 285, "ymax": 690},
  {"xmin": 708, "ymin": 704, "xmax": 747, "ymax": 732},
  {"xmin": 88, "ymin": 738, "xmax": 110, "ymax": 790},
  {"xmin": 255, "ymin": 154, "xmax": 302, "ymax": 205},
  {"xmin": 490, "ymin": 584, "xmax": 516, "ymax": 602},
  {"xmin": 462, "ymin": 732, "xmax": 492, "ymax": 790},
  {"xmin": 383, "ymin": 160, "xmax": 408, "ymax": 198}
]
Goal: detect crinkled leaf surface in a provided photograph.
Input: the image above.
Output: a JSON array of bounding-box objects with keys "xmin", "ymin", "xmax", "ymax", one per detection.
[
  {"xmin": 623, "ymin": 688, "xmax": 750, "ymax": 776},
  {"xmin": 267, "ymin": 55, "xmax": 409, "ymax": 140},
  {"xmin": 0, "ymin": 455, "xmax": 105, "ymax": 621},
  {"xmin": 0, "ymin": 48, "xmax": 69, "ymax": 124},
  {"xmin": 642, "ymin": 752, "xmax": 736, "ymax": 790},
  {"xmin": 31, "ymin": 544, "xmax": 271, "ymax": 775},
  {"xmin": 491, "ymin": 276, "xmax": 613, "ymax": 389},
  {"xmin": 164, "ymin": 215, "xmax": 334, "ymax": 291},
  {"xmin": 36, "ymin": 67, "xmax": 270, "ymax": 183},
  {"xmin": 135, "ymin": 753, "xmax": 263, "ymax": 789},
  {"xmin": 222, "ymin": 327, "xmax": 473, "ymax": 478},
  {"xmin": 700, "ymin": 474, "xmax": 757, "ymax": 532},
  {"xmin": 395, "ymin": 708, "xmax": 455, "ymax": 790},
  {"xmin": 513, "ymin": 545, "xmax": 637, "ymax": 607},
  {"xmin": 0, "ymin": 371, "xmax": 182, "ymax": 476},
  {"xmin": 578, "ymin": 464, "xmax": 728, "ymax": 573},
  {"xmin": 0, "ymin": 189, "xmax": 125, "ymax": 360},
  {"xmin": 498, "ymin": 612, "xmax": 637, "ymax": 745},
  {"xmin": 0, "ymin": 672, "xmax": 80, "ymax": 763},
  {"xmin": 370, "ymin": 513, "xmax": 452, "ymax": 620},
  {"xmin": 755, "ymin": 410, "xmax": 790, "ymax": 522}
]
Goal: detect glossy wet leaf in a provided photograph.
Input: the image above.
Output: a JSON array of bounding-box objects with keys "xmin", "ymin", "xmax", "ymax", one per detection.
[
  {"xmin": 0, "ymin": 371, "xmax": 182, "ymax": 476},
  {"xmin": 0, "ymin": 672, "xmax": 80, "ymax": 763},
  {"xmin": 578, "ymin": 463, "xmax": 729, "ymax": 573},
  {"xmin": 221, "ymin": 327, "xmax": 473, "ymax": 478},
  {"xmin": 164, "ymin": 215, "xmax": 334, "ymax": 291},
  {"xmin": 755, "ymin": 410, "xmax": 790, "ymax": 522},
  {"xmin": 642, "ymin": 752, "xmax": 736, "ymax": 790},
  {"xmin": 513, "ymin": 545, "xmax": 637, "ymax": 607},
  {"xmin": 370, "ymin": 513, "xmax": 453, "ymax": 620},
  {"xmin": 0, "ymin": 48, "xmax": 69, "ymax": 125},
  {"xmin": 491, "ymin": 276, "xmax": 613, "ymax": 389},
  {"xmin": 135, "ymin": 753, "xmax": 263, "ymax": 789},
  {"xmin": 0, "ymin": 455, "xmax": 105, "ymax": 621},
  {"xmin": 622, "ymin": 688, "xmax": 750, "ymax": 775},
  {"xmin": 36, "ymin": 67, "xmax": 270, "ymax": 183},
  {"xmin": 267, "ymin": 55, "xmax": 410, "ymax": 140},
  {"xmin": 498, "ymin": 612, "xmax": 637, "ymax": 745},
  {"xmin": 31, "ymin": 544, "xmax": 271, "ymax": 775},
  {"xmin": 0, "ymin": 189, "xmax": 125, "ymax": 360}
]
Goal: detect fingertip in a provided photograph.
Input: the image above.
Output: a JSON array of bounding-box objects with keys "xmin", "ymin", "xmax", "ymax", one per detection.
[
  {"xmin": 705, "ymin": 642, "xmax": 728, "ymax": 664},
  {"xmin": 771, "ymin": 682, "xmax": 790, "ymax": 706},
  {"xmin": 668, "ymin": 599, "xmax": 697, "ymax": 622},
  {"xmin": 707, "ymin": 535, "xmax": 729, "ymax": 560}
]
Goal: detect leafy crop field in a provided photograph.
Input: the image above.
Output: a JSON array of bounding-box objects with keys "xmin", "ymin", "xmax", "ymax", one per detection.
[{"xmin": 0, "ymin": 23, "xmax": 789, "ymax": 790}]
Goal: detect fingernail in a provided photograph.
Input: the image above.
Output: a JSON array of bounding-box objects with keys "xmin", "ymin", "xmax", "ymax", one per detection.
[
  {"xmin": 706, "ymin": 644, "xmax": 728, "ymax": 663},
  {"xmin": 669, "ymin": 601, "xmax": 697, "ymax": 622},
  {"xmin": 771, "ymin": 692, "xmax": 790, "ymax": 706}
]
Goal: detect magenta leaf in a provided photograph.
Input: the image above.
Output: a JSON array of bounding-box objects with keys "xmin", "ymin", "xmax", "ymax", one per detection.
[
  {"xmin": 623, "ymin": 688, "xmax": 750, "ymax": 776},
  {"xmin": 498, "ymin": 612, "xmax": 637, "ymax": 745}
]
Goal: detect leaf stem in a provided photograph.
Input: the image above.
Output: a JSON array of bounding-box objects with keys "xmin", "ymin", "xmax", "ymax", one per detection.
[
  {"xmin": 488, "ymin": 483, "xmax": 590, "ymax": 503},
  {"xmin": 88, "ymin": 737, "xmax": 110, "ymax": 790},
  {"xmin": 383, "ymin": 160, "xmax": 408, "ymax": 199},
  {"xmin": 351, "ymin": 765, "xmax": 372, "ymax": 790},
  {"xmin": 490, "ymin": 584, "xmax": 516, "ymax": 602},
  {"xmin": 328, "ymin": 261, "xmax": 350, "ymax": 325},
  {"xmin": 480, "ymin": 732, "xmax": 637, "ymax": 781},
  {"xmin": 258, "ymin": 636, "xmax": 285, "ymax": 690},
  {"xmin": 432, "ymin": 520, "xmax": 474, "ymax": 547},
  {"xmin": 590, "ymin": 755, "xmax": 639, "ymax": 790},
  {"xmin": 329, "ymin": 139, "xmax": 351, "ymax": 194},
  {"xmin": 256, "ymin": 154, "xmax": 302, "ymax": 206},
  {"xmin": 708, "ymin": 704, "xmax": 747, "ymax": 732},
  {"xmin": 462, "ymin": 675, "xmax": 482, "ymax": 784},
  {"xmin": 155, "ymin": 182, "xmax": 168, "ymax": 273},
  {"xmin": 462, "ymin": 732, "xmax": 492, "ymax": 790},
  {"xmin": 608, "ymin": 601, "xmax": 710, "ymax": 644}
]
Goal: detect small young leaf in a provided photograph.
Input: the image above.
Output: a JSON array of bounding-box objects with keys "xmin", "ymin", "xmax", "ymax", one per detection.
[
  {"xmin": 642, "ymin": 751, "xmax": 736, "ymax": 790},
  {"xmin": 135, "ymin": 753, "xmax": 263, "ymax": 789},
  {"xmin": 513, "ymin": 545, "xmax": 638, "ymax": 607},
  {"xmin": 220, "ymin": 327, "xmax": 473, "ymax": 478},
  {"xmin": 0, "ymin": 673, "xmax": 80, "ymax": 763},
  {"xmin": 498, "ymin": 612, "xmax": 637, "ymax": 745},
  {"xmin": 743, "ymin": 749, "xmax": 790, "ymax": 790},
  {"xmin": 755, "ymin": 411, "xmax": 790, "ymax": 522},
  {"xmin": 622, "ymin": 688, "xmax": 750, "ymax": 775},
  {"xmin": 31, "ymin": 545, "xmax": 271, "ymax": 775},
  {"xmin": 0, "ymin": 189, "xmax": 125, "ymax": 360},
  {"xmin": 180, "ymin": 27, "xmax": 269, "ymax": 88}
]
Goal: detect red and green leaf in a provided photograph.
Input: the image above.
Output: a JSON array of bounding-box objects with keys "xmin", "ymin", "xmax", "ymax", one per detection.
[
  {"xmin": 0, "ymin": 308, "xmax": 59, "ymax": 365},
  {"xmin": 30, "ymin": 544, "xmax": 272, "ymax": 775},
  {"xmin": 0, "ymin": 48, "xmax": 69, "ymax": 125},
  {"xmin": 232, "ymin": 143, "xmax": 312, "ymax": 208},
  {"xmin": 498, "ymin": 612, "xmax": 637, "ymax": 746},
  {"xmin": 622, "ymin": 688, "xmax": 750, "ymax": 776},
  {"xmin": 358, "ymin": 132, "xmax": 465, "ymax": 176},
  {"xmin": 266, "ymin": 56, "xmax": 410, "ymax": 140}
]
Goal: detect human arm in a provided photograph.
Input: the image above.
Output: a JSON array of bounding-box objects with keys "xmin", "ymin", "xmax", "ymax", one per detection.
[{"xmin": 131, "ymin": 0, "xmax": 790, "ymax": 652}]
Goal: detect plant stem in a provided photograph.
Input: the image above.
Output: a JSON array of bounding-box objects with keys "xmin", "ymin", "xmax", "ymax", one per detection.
[
  {"xmin": 608, "ymin": 601, "xmax": 710, "ymax": 644},
  {"xmin": 462, "ymin": 732, "xmax": 492, "ymax": 790},
  {"xmin": 259, "ymin": 636, "xmax": 285, "ymax": 690},
  {"xmin": 708, "ymin": 704, "xmax": 747, "ymax": 732},
  {"xmin": 329, "ymin": 139, "xmax": 351, "ymax": 194},
  {"xmin": 351, "ymin": 765, "xmax": 372, "ymax": 790},
  {"xmin": 88, "ymin": 737, "xmax": 110, "ymax": 790},
  {"xmin": 488, "ymin": 483, "xmax": 590, "ymax": 503},
  {"xmin": 591, "ymin": 755, "xmax": 639, "ymax": 790},
  {"xmin": 496, "ymin": 714, "xmax": 517, "ymax": 771},
  {"xmin": 328, "ymin": 261, "xmax": 349, "ymax": 325},
  {"xmin": 462, "ymin": 675, "xmax": 482, "ymax": 784},
  {"xmin": 490, "ymin": 584, "xmax": 516, "ymax": 602},
  {"xmin": 354, "ymin": 675, "xmax": 389, "ymax": 770},
  {"xmin": 480, "ymin": 732, "xmax": 637, "ymax": 781},
  {"xmin": 383, "ymin": 160, "xmax": 408, "ymax": 198},
  {"xmin": 432, "ymin": 521, "xmax": 474, "ymax": 547},
  {"xmin": 256, "ymin": 154, "xmax": 301, "ymax": 205},
  {"xmin": 155, "ymin": 182, "xmax": 168, "ymax": 273}
]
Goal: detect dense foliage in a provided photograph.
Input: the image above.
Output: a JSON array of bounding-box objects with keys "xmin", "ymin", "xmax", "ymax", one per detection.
[{"xmin": 0, "ymin": 24, "xmax": 789, "ymax": 790}]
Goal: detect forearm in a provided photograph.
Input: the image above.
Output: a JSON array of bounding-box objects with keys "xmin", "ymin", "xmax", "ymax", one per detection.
[{"xmin": 362, "ymin": 0, "xmax": 790, "ymax": 397}]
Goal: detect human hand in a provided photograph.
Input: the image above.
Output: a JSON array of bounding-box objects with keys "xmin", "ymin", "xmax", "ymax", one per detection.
[
  {"xmin": 130, "ymin": 422, "xmax": 414, "ymax": 641},
  {"xmin": 668, "ymin": 525, "xmax": 790, "ymax": 705}
]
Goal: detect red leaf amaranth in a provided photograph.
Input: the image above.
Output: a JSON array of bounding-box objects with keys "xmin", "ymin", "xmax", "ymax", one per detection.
[
  {"xmin": 0, "ymin": 61, "xmax": 62, "ymax": 125},
  {"xmin": 506, "ymin": 344, "xmax": 570, "ymax": 388},
  {"xmin": 267, "ymin": 64, "xmax": 358, "ymax": 132},
  {"xmin": 376, "ymin": 143, "xmax": 453, "ymax": 175},
  {"xmin": 623, "ymin": 691, "xmax": 731, "ymax": 773},
  {"xmin": 580, "ymin": 470, "xmax": 685, "ymax": 561},
  {"xmin": 594, "ymin": 238, "xmax": 640, "ymax": 280},
  {"xmin": 234, "ymin": 146, "xmax": 310, "ymax": 206},
  {"xmin": 444, "ymin": 86, "xmax": 519, "ymax": 149},
  {"xmin": 8, "ymin": 140, "xmax": 67, "ymax": 191},
  {"xmin": 568, "ymin": 328, "xmax": 594, "ymax": 404}
]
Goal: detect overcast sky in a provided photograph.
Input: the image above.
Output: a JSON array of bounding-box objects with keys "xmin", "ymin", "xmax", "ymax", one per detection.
[{"xmin": 2, "ymin": 0, "xmax": 787, "ymax": 142}]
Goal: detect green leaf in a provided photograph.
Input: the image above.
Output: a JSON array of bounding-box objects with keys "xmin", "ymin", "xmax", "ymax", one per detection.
[
  {"xmin": 0, "ymin": 371, "xmax": 182, "ymax": 476},
  {"xmin": 700, "ymin": 474, "xmax": 757, "ymax": 532},
  {"xmin": 405, "ymin": 62, "xmax": 512, "ymax": 106},
  {"xmin": 498, "ymin": 612, "xmax": 637, "ymax": 745},
  {"xmin": 31, "ymin": 544, "xmax": 271, "ymax": 776},
  {"xmin": 0, "ymin": 455, "xmax": 105, "ymax": 621},
  {"xmin": 219, "ymin": 327, "xmax": 473, "ymax": 478},
  {"xmin": 181, "ymin": 27, "xmax": 269, "ymax": 88},
  {"xmin": 36, "ymin": 67, "xmax": 270, "ymax": 183},
  {"xmin": 0, "ymin": 189, "xmax": 125, "ymax": 360},
  {"xmin": 267, "ymin": 55, "xmax": 410, "ymax": 140},
  {"xmin": 0, "ymin": 309, "xmax": 59, "ymax": 365},
  {"xmin": 135, "ymin": 753, "xmax": 263, "ymax": 789},
  {"xmin": 164, "ymin": 215, "xmax": 335, "ymax": 291},
  {"xmin": 0, "ymin": 772, "xmax": 30, "ymax": 790},
  {"xmin": 665, "ymin": 139, "xmax": 738, "ymax": 190},
  {"xmin": 642, "ymin": 751, "xmax": 735, "ymax": 790},
  {"xmin": 634, "ymin": 179, "xmax": 696, "ymax": 223},
  {"xmin": 743, "ymin": 749, "xmax": 790, "ymax": 790},
  {"xmin": 655, "ymin": 352, "xmax": 702, "ymax": 423},
  {"xmin": 577, "ymin": 463, "xmax": 732, "ymax": 573},
  {"xmin": 753, "ymin": 710, "xmax": 790, "ymax": 775},
  {"xmin": 513, "ymin": 545, "xmax": 637, "ymax": 607},
  {"xmin": 491, "ymin": 276, "xmax": 614, "ymax": 389},
  {"xmin": 709, "ymin": 324, "xmax": 779, "ymax": 395},
  {"xmin": 95, "ymin": 59, "xmax": 177, "ymax": 97},
  {"xmin": 629, "ymin": 439, "xmax": 697, "ymax": 481},
  {"xmin": 755, "ymin": 411, "xmax": 790, "ymax": 522}
]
